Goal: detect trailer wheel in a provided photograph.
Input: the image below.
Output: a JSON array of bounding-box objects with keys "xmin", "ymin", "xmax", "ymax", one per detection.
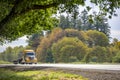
[{"xmin": 13, "ymin": 60, "xmax": 18, "ymax": 64}]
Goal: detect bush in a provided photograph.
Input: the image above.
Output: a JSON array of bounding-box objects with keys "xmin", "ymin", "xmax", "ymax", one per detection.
[
  {"xmin": 69, "ymin": 56, "xmax": 79, "ymax": 62},
  {"xmin": 112, "ymin": 51, "xmax": 120, "ymax": 63},
  {"xmin": 91, "ymin": 56, "xmax": 98, "ymax": 62}
]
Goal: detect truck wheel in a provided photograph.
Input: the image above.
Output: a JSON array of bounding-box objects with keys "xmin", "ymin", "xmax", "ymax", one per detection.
[
  {"xmin": 29, "ymin": 63, "xmax": 32, "ymax": 64},
  {"xmin": 13, "ymin": 61, "xmax": 18, "ymax": 64}
]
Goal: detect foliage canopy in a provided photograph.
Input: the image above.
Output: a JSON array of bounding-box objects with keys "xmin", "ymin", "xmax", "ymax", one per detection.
[
  {"xmin": 36, "ymin": 28, "xmax": 110, "ymax": 63},
  {"xmin": 0, "ymin": 0, "xmax": 120, "ymax": 44}
]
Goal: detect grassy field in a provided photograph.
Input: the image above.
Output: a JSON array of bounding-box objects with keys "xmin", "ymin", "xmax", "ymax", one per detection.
[
  {"xmin": 0, "ymin": 60, "xmax": 11, "ymax": 64},
  {"xmin": 0, "ymin": 68, "xmax": 88, "ymax": 80}
]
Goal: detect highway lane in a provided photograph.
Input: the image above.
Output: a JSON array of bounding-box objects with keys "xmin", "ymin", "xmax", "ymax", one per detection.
[
  {"xmin": 39, "ymin": 64, "xmax": 120, "ymax": 71},
  {"xmin": 0, "ymin": 64, "xmax": 120, "ymax": 71}
]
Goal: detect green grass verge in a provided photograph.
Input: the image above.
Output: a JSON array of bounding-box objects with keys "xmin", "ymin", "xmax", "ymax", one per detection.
[
  {"xmin": 0, "ymin": 60, "xmax": 11, "ymax": 64},
  {"xmin": 0, "ymin": 69, "xmax": 88, "ymax": 80}
]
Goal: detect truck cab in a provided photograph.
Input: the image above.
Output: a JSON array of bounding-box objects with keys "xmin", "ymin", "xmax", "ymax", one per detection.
[{"xmin": 13, "ymin": 50, "xmax": 37, "ymax": 64}]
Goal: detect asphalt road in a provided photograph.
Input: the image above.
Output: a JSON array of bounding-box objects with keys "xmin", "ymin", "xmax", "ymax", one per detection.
[{"xmin": 0, "ymin": 64, "xmax": 120, "ymax": 71}]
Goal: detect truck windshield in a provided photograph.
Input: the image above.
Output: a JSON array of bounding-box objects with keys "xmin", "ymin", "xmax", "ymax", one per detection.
[{"xmin": 26, "ymin": 52, "xmax": 35, "ymax": 56}]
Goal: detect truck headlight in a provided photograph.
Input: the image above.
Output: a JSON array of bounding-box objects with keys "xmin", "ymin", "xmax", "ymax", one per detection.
[{"xmin": 25, "ymin": 58, "xmax": 30, "ymax": 61}]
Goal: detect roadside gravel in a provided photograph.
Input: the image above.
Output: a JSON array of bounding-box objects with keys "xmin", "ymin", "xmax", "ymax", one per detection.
[
  {"xmin": 60, "ymin": 68, "xmax": 120, "ymax": 80},
  {"xmin": 31, "ymin": 67, "xmax": 120, "ymax": 80}
]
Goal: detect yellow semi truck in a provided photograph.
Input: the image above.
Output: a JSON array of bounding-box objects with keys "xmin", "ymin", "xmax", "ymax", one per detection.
[{"xmin": 13, "ymin": 50, "xmax": 37, "ymax": 64}]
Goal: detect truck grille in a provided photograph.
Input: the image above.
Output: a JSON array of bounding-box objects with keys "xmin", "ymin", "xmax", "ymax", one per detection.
[{"xmin": 29, "ymin": 57, "xmax": 34, "ymax": 60}]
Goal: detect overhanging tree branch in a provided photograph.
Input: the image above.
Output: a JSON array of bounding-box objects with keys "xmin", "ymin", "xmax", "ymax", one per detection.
[
  {"xmin": 0, "ymin": 0, "xmax": 23, "ymax": 37},
  {"xmin": 0, "ymin": 1, "xmax": 59, "ymax": 34},
  {"xmin": 20, "ymin": 3, "xmax": 59, "ymax": 15}
]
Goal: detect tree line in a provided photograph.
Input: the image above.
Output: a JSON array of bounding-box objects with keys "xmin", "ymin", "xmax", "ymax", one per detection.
[
  {"xmin": 30, "ymin": 28, "xmax": 120, "ymax": 63},
  {"xmin": 0, "ymin": 46, "xmax": 27, "ymax": 62},
  {"xmin": 57, "ymin": 10, "xmax": 110, "ymax": 37},
  {"xmin": 0, "ymin": 28, "xmax": 120, "ymax": 63}
]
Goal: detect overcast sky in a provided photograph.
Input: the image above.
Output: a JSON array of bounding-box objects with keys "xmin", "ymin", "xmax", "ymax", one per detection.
[
  {"xmin": 0, "ymin": 36, "xmax": 28, "ymax": 52},
  {"xmin": 108, "ymin": 9, "xmax": 120, "ymax": 41}
]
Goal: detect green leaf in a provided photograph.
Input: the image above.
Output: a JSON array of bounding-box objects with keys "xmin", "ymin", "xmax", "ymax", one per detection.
[{"xmin": 86, "ymin": 6, "xmax": 91, "ymax": 11}]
